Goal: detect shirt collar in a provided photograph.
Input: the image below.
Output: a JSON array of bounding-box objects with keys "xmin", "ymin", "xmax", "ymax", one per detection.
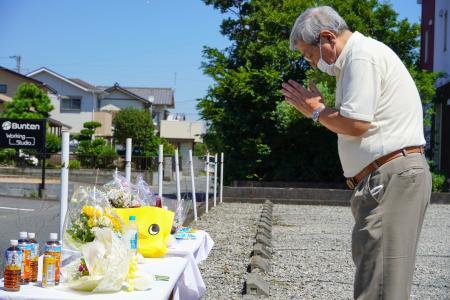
[{"xmin": 334, "ymin": 31, "xmax": 363, "ymax": 70}]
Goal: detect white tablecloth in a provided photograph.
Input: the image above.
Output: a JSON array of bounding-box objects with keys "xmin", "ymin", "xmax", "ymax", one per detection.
[
  {"xmin": 165, "ymin": 230, "xmax": 214, "ymax": 299},
  {"xmin": 0, "ymin": 256, "xmax": 202, "ymax": 300},
  {"xmin": 167, "ymin": 230, "xmax": 214, "ymax": 264}
]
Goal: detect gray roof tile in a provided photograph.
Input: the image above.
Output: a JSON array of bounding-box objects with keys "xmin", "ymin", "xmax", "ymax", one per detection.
[
  {"xmin": 98, "ymin": 85, "xmax": 174, "ymax": 107},
  {"xmin": 70, "ymin": 78, "xmax": 102, "ymax": 92}
]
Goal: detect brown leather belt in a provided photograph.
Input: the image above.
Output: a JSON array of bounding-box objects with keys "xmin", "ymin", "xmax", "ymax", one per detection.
[{"xmin": 346, "ymin": 146, "xmax": 424, "ymax": 189}]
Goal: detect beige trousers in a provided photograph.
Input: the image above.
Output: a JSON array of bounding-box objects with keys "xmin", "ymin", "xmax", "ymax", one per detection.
[{"xmin": 350, "ymin": 153, "xmax": 431, "ymax": 300}]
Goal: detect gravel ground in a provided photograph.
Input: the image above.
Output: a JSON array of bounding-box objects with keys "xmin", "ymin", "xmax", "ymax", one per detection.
[
  {"xmin": 265, "ymin": 204, "xmax": 450, "ymax": 299},
  {"xmin": 194, "ymin": 203, "xmax": 262, "ymax": 299},
  {"xmin": 196, "ymin": 203, "xmax": 450, "ymax": 299}
]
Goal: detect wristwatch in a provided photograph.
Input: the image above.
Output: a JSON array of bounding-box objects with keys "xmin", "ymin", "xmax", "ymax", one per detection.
[{"xmin": 311, "ymin": 105, "xmax": 325, "ymax": 122}]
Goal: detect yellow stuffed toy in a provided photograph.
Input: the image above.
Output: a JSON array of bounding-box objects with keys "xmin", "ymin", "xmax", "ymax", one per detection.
[{"xmin": 115, "ymin": 207, "xmax": 174, "ymax": 258}]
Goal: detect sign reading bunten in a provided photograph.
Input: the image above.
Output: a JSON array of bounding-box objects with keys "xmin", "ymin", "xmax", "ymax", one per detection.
[{"xmin": 0, "ymin": 118, "xmax": 46, "ymax": 150}]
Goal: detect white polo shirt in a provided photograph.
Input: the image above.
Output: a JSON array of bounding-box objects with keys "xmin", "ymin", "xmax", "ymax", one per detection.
[{"xmin": 333, "ymin": 31, "xmax": 426, "ymax": 177}]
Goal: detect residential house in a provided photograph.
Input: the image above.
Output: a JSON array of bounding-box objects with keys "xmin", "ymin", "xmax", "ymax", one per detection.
[
  {"xmin": 27, "ymin": 67, "xmax": 176, "ymax": 141},
  {"xmin": 0, "ymin": 66, "xmax": 56, "ymax": 112},
  {"xmin": 26, "ymin": 67, "xmax": 203, "ymax": 159},
  {"xmin": 27, "ymin": 67, "xmax": 108, "ymax": 134},
  {"xmin": 419, "ymin": 0, "xmax": 450, "ymax": 176},
  {"xmin": 0, "ymin": 66, "xmax": 71, "ymax": 135},
  {"xmin": 97, "ymin": 84, "xmax": 174, "ymax": 132}
]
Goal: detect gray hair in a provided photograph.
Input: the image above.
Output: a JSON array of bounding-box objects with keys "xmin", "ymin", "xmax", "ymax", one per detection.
[{"xmin": 289, "ymin": 6, "xmax": 349, "ymax": 50}]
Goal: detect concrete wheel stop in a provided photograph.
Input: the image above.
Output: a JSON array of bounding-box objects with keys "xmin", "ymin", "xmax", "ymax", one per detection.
[{"xmin": 243, "ymin": 201, "xmax": 274, "ymax": 297}]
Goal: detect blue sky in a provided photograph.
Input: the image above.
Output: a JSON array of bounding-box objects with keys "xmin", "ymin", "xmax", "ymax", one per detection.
[{"xmin": 0, "ymin": 0, "xmax": 421, "ymax": 121}]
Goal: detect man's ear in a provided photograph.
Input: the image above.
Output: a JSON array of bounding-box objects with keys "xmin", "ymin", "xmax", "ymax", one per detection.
[{"xmin": 320, "ymin": 31, "xmax": 336, "ymax": 44}]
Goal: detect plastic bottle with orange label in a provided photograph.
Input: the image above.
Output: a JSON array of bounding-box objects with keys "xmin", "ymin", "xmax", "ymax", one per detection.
[
  {"xmin": 3, "ymin": 240, "xmax": 22, "ymax": 292},
  {"xmin": 18, "ymin": 232, "xmax": 31, "ymax": 285},
  {"xmin": 27, "ymin": 232, "xmax": 39, "ymax": 282},
  {"xmin": 44, "ymin": 233, "xmax": 61, "ymax": 285}
]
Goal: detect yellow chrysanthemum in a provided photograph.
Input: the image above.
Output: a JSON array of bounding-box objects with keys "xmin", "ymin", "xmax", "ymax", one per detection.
[
  {"xmin": 82, "ymin": 206, "xmax": 95, "ymax": 217},
  {"xmin": 94, "ymin": 209, "xmax": 102, "ymax": 218},
  {"xmin": 87, "ymin": 218, "xmax": 95, "ymax": 227},
  {"xmin": 112, "ymin": 219, "xmax": 122, "ymax": 231}
]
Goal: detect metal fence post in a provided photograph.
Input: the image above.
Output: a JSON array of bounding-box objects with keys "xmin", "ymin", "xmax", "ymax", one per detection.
[
  {"xmin": 175, "ymin": 148, "xmax": 181, "ymax": 203},
  {"xmin": 213, "ymin": 153, "xmax": 218, "ymax": 207},
  {"xmin": 60, "ymin": 130, "xmax": 69, "ymax": 236},
  {"xmin": 125, "ymin": 138, "xmax": 132, "ymax": 182},
  {"xmin": 158, "ymin": 144, "xmax": 163, "ymax": 199},
  {"xmin": 220, "ymin": 152, "xmax": 224, "ymax": 203},
  {"xmin": 189, "ymin": 150, "xmax": 197, "ymax": 221},
  {"xmin": 205, "ymin": 153, "xmax": 210, "ymax": 213}
]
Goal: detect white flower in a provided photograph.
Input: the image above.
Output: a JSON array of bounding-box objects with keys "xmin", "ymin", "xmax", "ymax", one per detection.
[{"xmin": 99, "ymin": 216, "xmax": 112, "ymax": 227}]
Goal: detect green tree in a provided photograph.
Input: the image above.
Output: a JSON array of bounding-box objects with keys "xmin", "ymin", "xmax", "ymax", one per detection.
[
  {"xmin": 75, "ymin": 121, "xmax": 117, "ymax": 168},
  {"xmin": 160, "ymin": 138, "xmax": 175, "ymax": 156},
  {"xmin": 113, "ymin": 107, "xmax": 160, "ymax": 155},
  {"xmin": 198, "ymin": 0, "xmax": 438, "ymax": 182},
  {"xmin": 79, "ymin": 121, "xmax": 102, "ymax": 141},
  {"xmin": 2, "ymin": 83, "xmax": 53, "ymax": 119},
  {"xmin": 45, "ymin": 133, "xmax": 61, "ymax": 153},
  {"xmin": 194, "ymin": 143, "xmax": 207, "ymax": 156}
]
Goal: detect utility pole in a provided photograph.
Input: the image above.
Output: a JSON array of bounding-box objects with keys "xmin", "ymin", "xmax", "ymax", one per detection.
[{"xmin": 9, "ymin": 55, "xmax": 22, "ymax": 73}]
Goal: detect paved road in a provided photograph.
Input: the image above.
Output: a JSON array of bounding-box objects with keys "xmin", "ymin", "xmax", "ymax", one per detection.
[
  {"xmin": 0, "ymin": 196, "xmax": 60, "ymax": 277},
  {"xmin": 0, "ymin": 174, "xmax": 214, "ymax": 276}
]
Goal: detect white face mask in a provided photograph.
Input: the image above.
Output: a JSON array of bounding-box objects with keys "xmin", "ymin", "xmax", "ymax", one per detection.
[{"xmin": 317, "ymin": 38, "xmax": 337, "ymax": 76}]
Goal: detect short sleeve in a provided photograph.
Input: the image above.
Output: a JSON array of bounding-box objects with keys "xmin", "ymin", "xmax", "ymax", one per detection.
[{"xmin": 339, "ymin": 58, "xmax": 381, "ymax": 122}]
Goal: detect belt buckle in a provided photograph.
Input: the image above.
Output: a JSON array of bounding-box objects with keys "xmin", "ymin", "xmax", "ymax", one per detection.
[{"xmin": 346, "ymin": 178, "xmax": 356, "ymax": 190}]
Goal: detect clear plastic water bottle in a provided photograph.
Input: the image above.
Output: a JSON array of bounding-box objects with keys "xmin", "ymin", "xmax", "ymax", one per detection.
[
  {"xmin": 126, "ymin": 216, "xmax": 139, "ymax": 292},
  {"xmin": 127, "ymin": 216, "xmax": 138, "ymax": 255}
]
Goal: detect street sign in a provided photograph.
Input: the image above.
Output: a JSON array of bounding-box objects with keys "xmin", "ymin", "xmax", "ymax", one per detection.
[{"xmin": 0, "ymin": 118, "xmax": 46, "ymax": 151}]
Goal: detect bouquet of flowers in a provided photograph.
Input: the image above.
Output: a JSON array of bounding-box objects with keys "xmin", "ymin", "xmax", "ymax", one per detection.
[
  {"xmin": 63, "ymin": 187, "xmax": 123, "ymax": 251},
  {"xmin": 103, "ymin": 173, "xmax": 141, "ymax": 208},
  {"xmin": 135, "ymin": 174, "xmax": 155, "ymax": 206},
  {"xmin": 62, "ymin": 227, "xmax": 153, "ymax": 292},
  {"xmin": 165, "ymin": 198, "xmax": 192, "ymax": 228},
  {"xmin": 61, "ymin": 178, "xmax": 157, "ymax": 293}
]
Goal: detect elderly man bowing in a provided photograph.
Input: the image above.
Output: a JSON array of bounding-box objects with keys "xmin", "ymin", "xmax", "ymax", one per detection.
[{"xmin": 282, "ymin": 6, "xmax": 431, "ymax": 300}]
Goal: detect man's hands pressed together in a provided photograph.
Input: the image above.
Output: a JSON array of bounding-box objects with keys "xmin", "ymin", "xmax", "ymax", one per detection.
[
  {"xmin": 281, "ymin": 80, "xmax": 324, "ymax": 118},
  {"xmin": 281, "ymin": 79, "xmax": 371, "ymax": 137}
]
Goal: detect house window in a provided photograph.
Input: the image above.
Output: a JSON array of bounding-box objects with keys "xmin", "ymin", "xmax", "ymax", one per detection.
[
  {"xmin": 61, "ymin": 97, "xmax": 81, "ymax": 111},
  {"xmin": 0, "ymin": 84, "xmax": 7, "ymax": 94}
]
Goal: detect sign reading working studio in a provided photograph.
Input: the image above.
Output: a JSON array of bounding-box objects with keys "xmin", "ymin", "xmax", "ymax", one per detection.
[{"xmin": 0, "ymin": 118, "xmax": 46, "ymax": 151}]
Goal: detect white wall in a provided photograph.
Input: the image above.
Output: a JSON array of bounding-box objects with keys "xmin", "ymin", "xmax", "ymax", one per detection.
[
  {"xmin": 160, "ymin": 120, "xmax": 203, "ymax": 142},
  {"xmin": 434, "ymin": 0, "xmax": 450, "ymax": 84},
  {"xmin": 152, "ymin": 105, "xmax": 166, "ymax": 128},
  {"xmin": 29, "ymin": 72, "xmax": 96, "ymax": 133},
  {"xmin": 100, "ymin": 90, "xmax": 145, "ymax": 110}
]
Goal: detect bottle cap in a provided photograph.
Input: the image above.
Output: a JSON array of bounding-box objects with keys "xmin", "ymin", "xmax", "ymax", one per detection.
[
  {"xmin": 10, "ymin": 240, "xmax": 18, "ymax": 246},
  {"xmin": 28, "ymin": 233, "xmax": 35, "ymax": 239},
  {"xmin": 129, "ymin": 215, "xmax": 136, "ymax": 221},
  {"xmin": 50, "ymin": 233, "xmax": 58, "ymax": 240},
  {"xmin": 19, "ymin": 232, "xmax": 27, "ymax": 239}
]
